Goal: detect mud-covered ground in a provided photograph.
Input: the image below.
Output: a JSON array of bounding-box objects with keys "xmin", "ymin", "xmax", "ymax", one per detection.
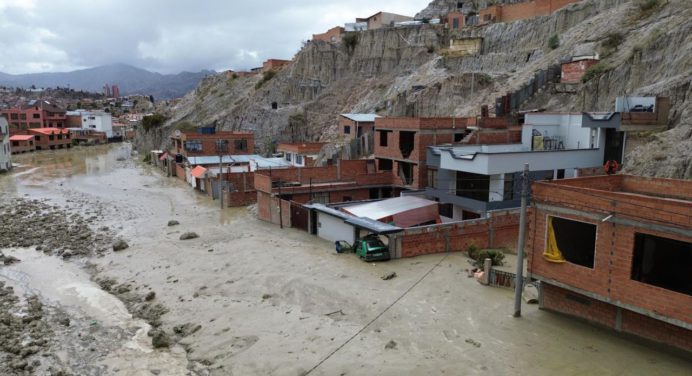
[{"xmin": 0, "ymin": 144, "xmax": 690, "ymax": 375}]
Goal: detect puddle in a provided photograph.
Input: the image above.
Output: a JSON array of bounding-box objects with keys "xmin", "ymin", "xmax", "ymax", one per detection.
[{"xmin": 0, "ymin": 248, "xmax": 190, "ymax": 375}]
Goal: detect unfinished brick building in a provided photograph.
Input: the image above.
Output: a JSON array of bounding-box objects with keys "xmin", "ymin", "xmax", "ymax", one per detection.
[
  {"xmin": 528, "ymin": 175, "xmax": 691, "ymax": 353},
  {"xmin": 479, "ymin": 0, "xmax": 580, "ymax": 25},
  {"xmin": 169, "ymin": 128, "xmax": 255, "ymax": 158},
  {"xmin": 255, "ymin": 160, "xmax": 397, "ymax": 225},
  {"xmin": 374, "ymin": 117, "xmax": 476, "ymax": 190}
]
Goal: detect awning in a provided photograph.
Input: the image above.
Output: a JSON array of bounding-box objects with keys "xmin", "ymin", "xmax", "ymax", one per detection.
[
  {"xmin": 191, "ymin": 166, "xmax": 207, "ymax": 178},
  {"xmin": 304, "ymin": 203, "xmax": 403, "ymax": 235},
  {"xmin": 159, "ymin": 152, "xmax": 168, "ymax": 161}
]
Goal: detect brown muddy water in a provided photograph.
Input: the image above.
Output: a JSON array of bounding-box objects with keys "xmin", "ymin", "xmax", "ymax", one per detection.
[{"xmin": 0, "ymin": 144, "xmax": 690, "ymax": 375}]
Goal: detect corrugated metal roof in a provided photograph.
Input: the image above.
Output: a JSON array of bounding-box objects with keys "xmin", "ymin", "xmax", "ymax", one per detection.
[
  {"xmin": 340, "ymin": 113, "xmax": 381, "ymax": 122},
  {"xmin": 342, "ymin": 196, "xmax": 437, "ymax": 220},
  {"xmin": 186, "ymin": 155, "xmax": 291, "ymax": 168},
  {"xmin": 304, "ymin": 203, "xmax": 402, "ymax": 234}
]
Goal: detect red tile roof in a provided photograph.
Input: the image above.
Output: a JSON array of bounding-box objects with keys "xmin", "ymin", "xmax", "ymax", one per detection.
[
  {"xmin": 9, "ymin": 135, "xmax": 34, "ymax": 141},
  {"xmin": 191, "ymin": 166, "xmax": 207, "ymax": 178},
  {"xmin": 29, "ymin": 127, "xmax": 69, "ymax": 135}
]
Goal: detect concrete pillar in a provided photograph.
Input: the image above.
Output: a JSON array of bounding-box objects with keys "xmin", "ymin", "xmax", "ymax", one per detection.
[{"xmin": 482, "ymin": 258, "xmax": 492, "ymax": 285}]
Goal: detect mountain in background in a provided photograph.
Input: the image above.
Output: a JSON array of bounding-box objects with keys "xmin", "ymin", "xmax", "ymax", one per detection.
[{"xmin": 0, "ymin": 64, "xmax": 214, "ymax": 99}]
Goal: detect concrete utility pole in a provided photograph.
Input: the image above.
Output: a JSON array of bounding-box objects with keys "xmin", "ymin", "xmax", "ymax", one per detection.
[
  {"xmin": 216, "ymin": 140, "xmax": 228, "ymax": 209},
  {"xmin": 514, "ymin": 163, "xmax": 529, "ymax": 318}
]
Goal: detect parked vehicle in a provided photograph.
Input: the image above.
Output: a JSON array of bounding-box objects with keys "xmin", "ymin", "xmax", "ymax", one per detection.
[{"xmin": 335, "ymin": 235, "xmax": 391, "ymax": 261}]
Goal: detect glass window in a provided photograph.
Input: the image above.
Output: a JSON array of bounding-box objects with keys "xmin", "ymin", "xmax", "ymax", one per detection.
[
  {"xmin": 344, "ymin": 125, "xmax": 351, "ymax": 134},
  {"xmin": 631, "ymin": 233, "xmax": 691, "ymax": 296}
]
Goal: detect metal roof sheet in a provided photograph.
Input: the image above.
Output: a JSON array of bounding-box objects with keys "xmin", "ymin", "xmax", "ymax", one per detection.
[
  {"xmin": 341, "ymin": 196, "xmax": 437, "ymax": 220},
  {"xmin": 340, "ymin": 113, "xmax": 381, "ymax": 122},
  {"xmin": 186, "ymin": 155, "xmax": 291, "ymax": 168},
  {"xmin": 304, "ymin": 203, "xmax": 403, "ymax": 234}
]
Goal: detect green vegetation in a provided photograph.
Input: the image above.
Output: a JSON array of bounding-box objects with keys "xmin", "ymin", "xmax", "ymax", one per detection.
[
  {"xmin": 478, "ymin": 73, "xmax": 492, "ymax": 85},
  {"xmin": 548, "ymin": 34, "xmax": 560, "ymax": 50},
  {"xmin": 581, "ymin": 62, "xmax": 610, "ymax": 83},
  {"xmin": 141, "ymin": 113, "xmax": 167, "ymax": 133},
  {"xmin": 343, "ymin": 32, "xmax": 359, "ymax": 54},
  {"xmin": 255, "ymin": 70, "xmax": 277, "ymax": 90},
  {"xmin": 639, "ymin": 0, "xmax": 659, "ymax": 12},
  {"xmin": 173, "ymin": 121, "xmax": 196, "ymax": 132},
  {"xmin": 467, "ymin": 245, "xmax": 506, "ymax": 267},
  {"xmin": 601, "ymin": 32, "xmax": 625, "ymax": 56}
]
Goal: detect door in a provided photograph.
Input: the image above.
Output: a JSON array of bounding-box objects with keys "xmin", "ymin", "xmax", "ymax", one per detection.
[{"xmin": 603, "ymin": 128, "xmax": 624, "ymax": 164}]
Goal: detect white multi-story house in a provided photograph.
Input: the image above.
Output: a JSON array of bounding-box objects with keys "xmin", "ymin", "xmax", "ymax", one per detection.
[
  {"xmin": 425, "ymin": 112, "xmax": 616, "ymax": 220},
  {"xmin": 0, "ymin": 117, "xmax": 12, "ymax": 172},
  {"xmin": 68, "ymin": 110, "xmax": 114, "ymax": 138}
]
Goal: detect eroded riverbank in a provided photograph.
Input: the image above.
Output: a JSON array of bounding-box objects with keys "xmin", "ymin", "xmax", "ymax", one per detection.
[{"xmin": 1, "ymin": 144, "xmax": 690, "ymax": 375}]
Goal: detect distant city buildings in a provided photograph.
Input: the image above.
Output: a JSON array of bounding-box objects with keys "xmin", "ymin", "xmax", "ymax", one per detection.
[
  {"xmin": 0, "ymin": 117, "xmax": 11, "ymax": 171},
  {"xmin": 1, "ymin": 100, "xmax": 67, "ymax": 133}
]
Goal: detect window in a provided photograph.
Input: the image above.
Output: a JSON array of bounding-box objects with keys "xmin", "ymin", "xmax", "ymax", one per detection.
[
  {"xmin": 456, "ymin": 171, "xmax": 490, "ymax": 201},
  {"xmin": 10, "ymin": 113, "xmax": 18, "ymax": 120},
  {"xmin": 49, "ymin": 135, "xmax": 54, "ymax": 141},
  {"xmin": 344, "ymin": 125, "xmax": 351, "ymax": 134},
  {"xmin": 35, "ymin": 136, "xmax": 41, "ymax": 141},
  {"xmin": 379, "ymin": 130, "xmax": 389, "ymax": 147},
  {"xmin": 29, "ymin": 122, "xmax": 40, "ymax": 128},
  {"xmin": 311, "ymin": 192, "xmax": 329, "ymax": 204},
  {"xmin": 184, "ymin": 140, "xmax": 203, "ymax": 152},
  {"xmin": 234, "ymin": 139, "xmax": 247, "ymax": 151},
  {"xmin": 399, "ymin": 131, "xmax": 416, "ymax": 158},
  {"xmin": 427, "ymin": 169, "xmax": 437, "ymax": 189},
  {"xmin": 20, "ymin": 114, "xmax": 26, "ymax": 120},
  {"xmin": 12, "ymin": 141, "xmax": 18, "ymax": 146},
  {"xmin": 285, "ymin": 153, "xmax": 292, "ymax": 162},
  {"xmin": 378, "ymin": 158, "xmax": 393, "ymax": 171},
  {"xmin": 452, "ymin": 18, "xmax": 459, "ymax": 29},
  {"xmin": 631, "ymin": 233, "xmax": 691, "ymax": 296},
  {"xmin": 503, "ymin": 173, "xmax": 515, "ymax": 200},
  {"xmin": 544, "ymin": 216, "xmax": 596, "ymax": 268},
  {"xmin": 295, "ymin": 155, "xmax": 303, "ymax": 165},
  {"xmin": 32, "ymin": 113, "xmax": 40, "ymax": 119}
]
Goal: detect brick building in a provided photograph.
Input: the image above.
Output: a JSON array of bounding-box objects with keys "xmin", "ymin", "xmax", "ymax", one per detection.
[
  {"xmin": 169, "ymin": 128, "xmax": 255, "ymax": 159},
  {"xmin": 339, "ymin": 113, "xmax": 379, "ymax": 140},
  {"xmin": 262, "ymin": 59, "xmax": 291, "ymax": 72},
  {"xmin": 9, "ymin": 135, "xmax": 36, "ymax": 154},
  {"xmin": 255, "ymin": 160, "xmax": 398, "ymax": 224},
  {"xmin": 28, "ymin": 128, "xmax": 71, "ymax": 150},
  {"xmin": 276, "ymin": 142, "xmax": 326, "ymax": 167},
  {"xmin": 443, "ymin": 11, "xmax": 465, "ymax": 30},
  {"xmin": 2, "ymin": 100, "xmax": 67, "ymax": 134},
  {"xmin": 479, "ymin": 0, "xmax": 580, "ymax": 25},
  {"xmin": 561, "ymin": 57, "xmax": 599, "ymax": 83},
  {"xmin": 356, "ymin": 11, "xmax": 413, "ymax": 30},
  {"xmin": 528, "ymin": 175, "xmax": 691, "ymax": 353},
  {"xmin": 374, "ymin": 117, "xmax": 476, "ymax": 190},
  {"xmin": 313, "ymin": 26, "xmax": 345, "ymax": 43}
]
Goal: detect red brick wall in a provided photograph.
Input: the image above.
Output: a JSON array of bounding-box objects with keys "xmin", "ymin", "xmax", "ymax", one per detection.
[
  {"xmin": 561, "ymin": 60, "xmax": 599, "ymax": 84},
  {"xmin": 528, "ymin": 178, "xmax": 692, "ymax": 328},
  {"xmin": 313, "ymin": 26, "xmax": 344, "ymax": 43},
  {"xmin": 541, "ymin": 284, "xmax": 692, "ymax": 353},
  {"xmin": 481, "ymin": 0, "xmax": 580, "ymax": 24},
  {"xmin": 398, "ymin": 211, "xmax": 519, "ymax": 258},
  {"xmin": 175, "ymin": 163, "xmax": 186, "ymax": 180},
  {"xmin": 175, "ymin": 132, "xmax": 255, "ymax": 157}
]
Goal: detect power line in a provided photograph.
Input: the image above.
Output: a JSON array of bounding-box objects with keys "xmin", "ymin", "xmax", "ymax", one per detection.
[{"xmin": 304, "ymin": 252, "xmax": 450, "ymax": 375}]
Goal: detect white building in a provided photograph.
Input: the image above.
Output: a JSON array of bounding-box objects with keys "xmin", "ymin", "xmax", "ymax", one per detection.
[
  {"xmin": 426, "ymin": 112, "xmax": 612, "ymax": 220},
  {"xmin": 0, "ymin": 117, "xmax": 11, "ymax": 172},
  {"xmin": 68, "ymin": 110, "xmax": 114, "ymax": 138}
]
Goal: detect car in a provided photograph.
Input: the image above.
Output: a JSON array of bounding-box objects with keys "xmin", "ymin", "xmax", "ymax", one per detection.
[{"xmin": 354, "ymin": 235, "xmax": 390, "ymax": 262}]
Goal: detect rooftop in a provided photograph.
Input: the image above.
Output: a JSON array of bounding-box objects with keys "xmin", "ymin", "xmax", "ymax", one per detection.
[
  {"xmin": 187, "ymin": 155, "xmax": 292, "ymax": 169},
  {"xmin": 9, "ymin": 135, "xmax": 34, "ymax": 141},
  {"xmin": 28, "ymin": 128, "xmax": 69, "ymax": 135},
  {"xmin": 340, "ymin": 113, "xmax": 381, "ymax": 122},
  {"xmin": 276, "ymin": 142, "xmax": 326, "ymax": 154}
]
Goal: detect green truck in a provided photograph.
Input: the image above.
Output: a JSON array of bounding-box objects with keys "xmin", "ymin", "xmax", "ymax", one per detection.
[{"xmin": 335, "ymin": 235, "xmax": 390, "ymax": 262}]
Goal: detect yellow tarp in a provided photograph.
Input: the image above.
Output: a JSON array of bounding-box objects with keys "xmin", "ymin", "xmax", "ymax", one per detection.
[{"xmin": 543, "ymin": 217, "xmax": 566, "ymax": 263}]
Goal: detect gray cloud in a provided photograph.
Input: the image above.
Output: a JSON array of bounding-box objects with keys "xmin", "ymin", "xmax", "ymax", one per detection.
[{"xmin": 0, "ymin": 0, "xmax": 428, "ymax": 74}]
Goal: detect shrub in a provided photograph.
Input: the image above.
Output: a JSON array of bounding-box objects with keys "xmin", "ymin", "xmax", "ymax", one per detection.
[
  {"xmin": 468, "ymin": 247, "xmax": 506, "ymax": 268},
  {"xmin": 141, "ymin": 114, "xmax": 166, "ymax": 133},
  {"xmin": 343, "ymin": 32, "xmax": 359, "ymax": 54},
  {"xmin": 255, "ymin": 70, "xmax": 277, "ymax": 90},
  {"xmin": 548, "ymin": 34, "xmax": 560, "ymax": 50},
  {"xmin": 602, "ymin": 32, "xmax": 625, "ymax": 51},
  {"xmin": 581, "ymin": 63, "xmax": 610, "ymax": 83},
  {"xmin": 639, "ymin": 0, "xmax": 659, "ymax": 11}
]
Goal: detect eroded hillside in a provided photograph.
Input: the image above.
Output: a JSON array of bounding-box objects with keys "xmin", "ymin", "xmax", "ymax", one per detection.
[{"xmin": 141, "ymin": 0, "xmax": 691, "ymax": 178}]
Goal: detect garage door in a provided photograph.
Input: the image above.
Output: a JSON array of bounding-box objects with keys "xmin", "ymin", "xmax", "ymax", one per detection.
[{"xmin": 317, "ymin": 212, "xmax": 355, "ymax": 245}]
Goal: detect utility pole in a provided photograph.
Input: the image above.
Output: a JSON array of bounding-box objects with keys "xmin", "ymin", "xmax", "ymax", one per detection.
[
  {"xmin": 216, "ymin": 140, "xmax": 228, "ymax": 209},
  {"xmin": 514, "ymin": 163, "xmax": 529, "ymax": 318}
]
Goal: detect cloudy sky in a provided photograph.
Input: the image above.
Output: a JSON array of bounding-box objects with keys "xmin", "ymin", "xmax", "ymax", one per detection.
[{"xmin": 0, "ymin": 0, "xmax": 429, "ymax": 75}]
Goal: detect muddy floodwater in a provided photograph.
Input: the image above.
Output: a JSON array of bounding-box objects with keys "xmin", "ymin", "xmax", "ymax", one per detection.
[{"xmin": 0, "ymin": 144, "xmax": 690, "ymax": 375}]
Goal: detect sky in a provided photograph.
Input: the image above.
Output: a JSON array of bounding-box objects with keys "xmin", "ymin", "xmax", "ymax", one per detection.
[{"xmin": 0, "ymin": 0, "xmax": 429, "ymax": 75}]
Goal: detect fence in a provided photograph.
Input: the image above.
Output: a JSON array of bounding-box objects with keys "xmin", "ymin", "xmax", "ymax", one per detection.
[
  {"xmin": 495, "ymin": 64, "xmax": 561, "ymax": 116},
  {"xmin": 488, "ymin": 268, "xmax": 529, "ymax": 289}
]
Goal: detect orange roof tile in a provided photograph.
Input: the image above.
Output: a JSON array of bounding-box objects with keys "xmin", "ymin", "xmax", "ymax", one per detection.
[
  {"xmin": 9, "ymin": 135, "xmax": 34, "ymax": 141},
  {"xmin": 191, "ymin": 166, "xmax": 207, "ymax": 178},
  {"xmin": 29, "ymin": 127, "xmax": 69, "ymax": 135}
]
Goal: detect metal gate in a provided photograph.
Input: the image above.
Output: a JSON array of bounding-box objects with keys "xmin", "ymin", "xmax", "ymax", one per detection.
[{"xmin": 290, "ymin": 202, "xmax": 309, "ymax": 231}]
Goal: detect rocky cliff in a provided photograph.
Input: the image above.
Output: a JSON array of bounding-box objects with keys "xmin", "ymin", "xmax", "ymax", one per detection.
[{"xmin": 140, "ymin": 0, "xmax": 691, "ymax": 178}]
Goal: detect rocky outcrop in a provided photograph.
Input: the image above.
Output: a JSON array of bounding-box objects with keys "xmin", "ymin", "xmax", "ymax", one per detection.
[{"xmin": 144, "ymin": 0, "xmax": 691, "ymax": 178}]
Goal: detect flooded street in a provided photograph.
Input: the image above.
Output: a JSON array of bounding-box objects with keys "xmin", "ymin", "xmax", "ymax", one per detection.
[{"xmin": 0, "ymin": 144, "xmax": 690, "ymax": 375}]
